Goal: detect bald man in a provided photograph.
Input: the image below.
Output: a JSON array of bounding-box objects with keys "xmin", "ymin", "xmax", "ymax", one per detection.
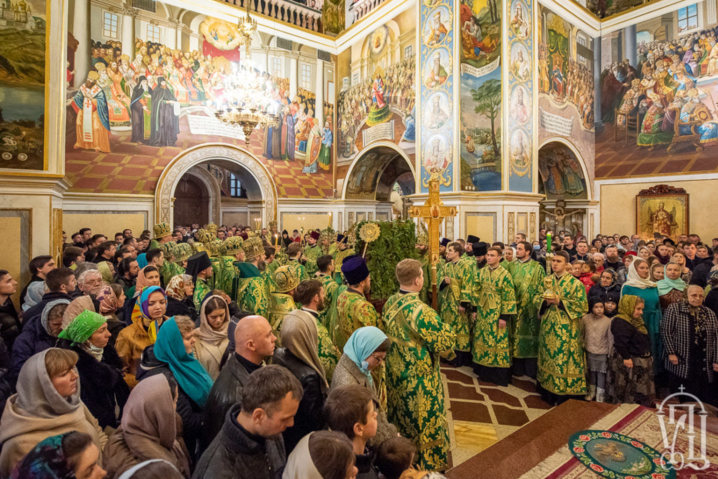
[{"xmin": 202, "ymin": 315, "xmax": 277, "ymax": 448}]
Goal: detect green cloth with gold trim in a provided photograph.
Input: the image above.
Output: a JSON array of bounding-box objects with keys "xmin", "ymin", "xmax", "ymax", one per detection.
[
  {"xmin": 536, "ymin": 272, "xmax": 588, "ymax": 396},
  {"xmin": 382, "ymin": 291, "xmax": 456, "ymax": 472},
  {"xmin": 508, "ymin": 259, "xmax": 545, "ymax": 359},
  {"xmin": 336, "ymin": 289, "xmax": 379, "ymax": 352},
  {"xmin": 269, "ymin": 293, "xmax": 297, "ymax": 341},
  {"xmin": 303, "ymin": 244, "xmax": 322, "ymax": 276},
  {"xmin": 317, "ymin": 273, "xmax": 341, "ymax": 330},
  {"xmin": 235, "ymin": 262, "xmax": 270, "ymax": 318},
  {"xmin": 437, "ymin": 258, "xmax": 473, "ymax": 352},
  {"xmin": 472, "ymin": 265, "xmax": 517, "ymax": 368},
  {"xmin": 193, "ymin": 278, "xmax": 212, "ymax": 311},
  {"xmin": 285, "ymin": 260, "xmax": 310, "ymax": 283}
]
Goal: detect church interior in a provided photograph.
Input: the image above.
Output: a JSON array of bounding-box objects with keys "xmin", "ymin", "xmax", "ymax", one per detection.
[{"xmin": 1, "ymin": 0, "xmax": 718, "ymax": 476}]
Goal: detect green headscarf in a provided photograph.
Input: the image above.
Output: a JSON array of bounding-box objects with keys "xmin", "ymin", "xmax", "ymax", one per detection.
[
  {"xmin": 58, "ymin": 309, "xmax": 107, "ymax": 345},
  {"xmin": 97, "ymin": 261, "xmax": 114, "ymax": 283},
  {"xmin": 615, "ymin": 295, "xmax": 648, "ymax": 335},
  {"xmin": 656, "ymin": 262, "xmax": 686, "ymax": 296}
]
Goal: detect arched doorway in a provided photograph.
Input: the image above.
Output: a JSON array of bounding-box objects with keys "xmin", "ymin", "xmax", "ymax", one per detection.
[
  {"xmin": 155, "ymin": 144, "xmax": 278, "ymax": 229},
  {"xmin": 174, "ymin": 174, "xmax": 210, "ymax": 226},
  {"xmin": 537, "ymin": 140, "xmax": 591, "ymax": 237},
  {"xmin": 342, "ymin": 144, "xmax": 416, "ymax": 220}
]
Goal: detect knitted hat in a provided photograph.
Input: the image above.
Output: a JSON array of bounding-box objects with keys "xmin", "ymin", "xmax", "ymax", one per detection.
[
  {"xmin": 153, "ymin": 222, "xmax": 172, "ymax": 240},
  {"xmin": 242, "ymin": 236, "xmax": 265, "ymax": 261},
  {"xmin": 221, "ymin": 236, "xmax": 244, "ymax": 256},
  {"xmin": 342, "ymin": 256, "xmax": 370, "ymax": 285},
  {"xmin": 274, "ymin": 265, "xmax": 301, "ymax": 293}
]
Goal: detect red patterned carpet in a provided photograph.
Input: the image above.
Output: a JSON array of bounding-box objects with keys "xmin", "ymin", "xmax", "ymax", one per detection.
[{"xmin": 64, "ymin": 114, "xmax": 334, "ymax": 199}]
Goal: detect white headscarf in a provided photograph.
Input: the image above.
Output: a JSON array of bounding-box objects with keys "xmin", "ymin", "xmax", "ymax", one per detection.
[
  {"xmin": 621, "ymin": 259, "xmax": 656, "ymax": 293},
  {"xmin": 283, "ymin": 434, "xmax": 323, "ymax": 479},
  {"xmin": 118, "ymin": 459, "xmax": 179, "ymax": 479},
  {"xmin": 16, "ymin": 349, "xmax": 82, "ymax": 419}
]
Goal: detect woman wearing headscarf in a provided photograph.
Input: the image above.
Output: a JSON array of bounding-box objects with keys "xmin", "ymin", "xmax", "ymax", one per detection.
[
  {"xmin": 165, "ymin": 274, "xmax": 196, "ymax": 321},
  {"xmin": 58, "ymin": 309, "xmax": 130, "ymax": 430},
  {"xmin": 103, "ymin": 374, "xmax": 191, "ymax": 479},
  {"xmin": 10, "ymin": 431, "xmax": 106, "ymax": 479},
  {"xmin": 587, "ymin": 269, "xmax": 621, "ymax": 317},
  {"xmin": 136, "ymin": 316, "xmax": 212, "ymax": 461},
  {"xmin": 621, "ymin": 258, "xmax": 662, "ymax": 376},
  {"xmin": 661, "ymin": 285, "xmax": 718, "ymax": 406},
  {"xmin": 22, "ymin": 281, "xmax": 45, "ymax": 312},
  {"xmin": 671, "ymin": 251, "xmax": 692, "ymax": 283},
  {"xmin": 117, "ymin": 459, "xmax": 184, "ymax": 479},
  {"xmin": 0, "ymin": 348, "xmax": 107, "ymax": 477},
  {"xmin": 273, "ymin": 312, "xmax": 329, "ymax": 454},
  {"xmin": 97, "ymin": 284, "xmax": 127, "ymax": 346},
  {"xmin": 606, "ymin": 295, "xmax": 655, "ymax": 407},
  {"xmin": 98, "ymin": 261, "xmax": 115, "ymax": 284},
  {"xmin": 123, "ymin": 266, "xmax": 162, "ymax": 322},
  {"xmin": 136, "ymin": 253, "xmax": 148, "ymax": 270},
  {"xmin": 6, "ymin": 299, "xmax": 68, "ymax": 387},
  {"xmin": 657, "ymin": 262, "xmax": 686, "ymax": 311},
  {"xmin": 331, "ymin": 326, "xmax": 398, "ymax": 446},
  {"xmin": 115, "ymin": 285, "xmax": 168, "ymax": 388},
  {"xmin": 193, "ymin": 295, "xmax": 230, "ymax": 380},
  {"xmin": 283, "ymin": 431, "xmax": 356, "ymax": 479}
]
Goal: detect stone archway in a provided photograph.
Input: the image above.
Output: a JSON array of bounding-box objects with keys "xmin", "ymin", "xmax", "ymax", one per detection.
[
  {"xmin": 342, "ymin": 142, "xmax": 416, "ymax": 201},
  {"xmin": 155, "ymin": 143, "xmax": 278, "ymax": 228},
  {"xmin": 173, "ymin": 167, "xmax": 222, "ymax": 226}
]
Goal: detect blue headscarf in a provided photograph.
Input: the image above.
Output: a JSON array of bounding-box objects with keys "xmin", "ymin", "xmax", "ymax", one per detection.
[
  {"xmin": 136, "ymin": 253, "xmax": 148, "ymax": 269},
  {"xmin": 656, "ymin": 262, "xmax": 686, "ymax": 296},
  {"xmin": 343, "ymin": 326, "xmax": 388, "ymax": 386},
  {"xmin": 154, "ymin": 317, "xmax": 213, "ymax": 407}
]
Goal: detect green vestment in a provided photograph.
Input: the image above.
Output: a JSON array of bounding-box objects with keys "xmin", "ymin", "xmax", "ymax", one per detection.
[
  {"xmin": 382, "ymin": 291, "xmax": 456, "ymax": 471},
  {"xmin": 317, "ymin": 273, "xmax": 341, "ymax": 330},
  {"xmin": 269, "ymin": 293, "xmax": 297, "ymax": 341},
  {"xmin": 286, "ymin": 260, "xmax": 310, "ymax": 283},
  {"xmin": 508, "ymin": 259, "xmax": 545, "ymax": 358},
  {"xmin": 303, "ymin": 244, "xmax": 322, "ymax": 276},
  {"xmin": 535, "ymin": 272, "xmax": 588, "ymax": 396},
  {"xmin": 193, "ymin": 278, "xmax": 212, "ymax": 311},
  {"xmin": 215, "ymin": 256, "xmax": 237, "ymax": 296},
  {"xmin": 263, "ymin": 260, "xmax": 281, "ymax": 294},
  {"xmin": 333, "ymin": 248, "xmax": 355, "ymax": 284},
  {"xmin": 437, "ymin": 259, "xmax": 472, "ymax": 351},
  {"xmin": 235, "ymin": 262, "xmax": 270, "ymax": 318},
  {"xmin": 336, "ymin": 289, "xmax": 379, "ymax": 352},
  {"xmin": 472, "ymin": 265, "xmax": 517, "ymax": 368}
]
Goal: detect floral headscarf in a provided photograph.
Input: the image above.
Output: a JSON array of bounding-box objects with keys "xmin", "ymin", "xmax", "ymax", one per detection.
[
  {"xmin": 615, "ymin": 295, "xmax": 648, "ymax": 335},
  {"xmin": 10, "ymin": 433, "xmax": 76, "ymax": 479},
  {"xmin": 134, "ymin": 266, "xmax": 154, "ymax": 294},
  {"xmin": 130, "ymin": 285, "xmax": 166, "ymax": 343},
  {"xmin": 166, "ymin": 274, "xmax": 192, "ymax": 301},
  {"xmin": 96, "ymin": 285, "xmax": 121, "ymax": 314}
]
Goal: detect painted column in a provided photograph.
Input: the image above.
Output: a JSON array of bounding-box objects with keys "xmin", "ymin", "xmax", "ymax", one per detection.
[
  {"xmin": 593, "ymin": 36, "xmax": 602, "ymax": 127},
  {"xmin": 315, "ymin": 58, "xmax": 324, "ymax": 127},
  {"xmin": 164, "ymin": 23, "xmax": 177, "ymax": 49},
  {"xmin": 121, "ymin": 7, "xmax": 137, "ymax": 60},
  {"xmin": 176, "ymin": 24, "xmax": 184, "ymax": 51},
  {"xmin": 623, "ymin": 24, "xmax": 636, "ymax": 68},
  {"xmin": 72, "ymin": 0, "xmax": 91, "ymax": 87},
  {"xmin": 708, "ymin": 0, "xmax": 717, "ymax": 25},
  {"xmin": 289, "ymin": 53, "xmax": 299, "ymax": 100}
]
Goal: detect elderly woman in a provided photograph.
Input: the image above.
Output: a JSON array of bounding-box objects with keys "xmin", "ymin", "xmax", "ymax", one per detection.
[
  {"xmin": 115, "ymin": 285, "xmax": 168, "ymax": 388},
  {"xmin": 58, "ymin": 309, "xmax": 130, "ymax": 429},
  {"xmin": 10, "ymin": 432, "xmax": 106, "ymax": 479},
  {"xmin": 671, "ymin": 251, "xmax": 692, "ymax": 283},
  {"xmin": 193, "ymin": 295, "xmax": 230, "ymax": 380},
  {"xmin": 331, "ymin": 326, "xmax": 398, "ymax": 446},
  {"xmin": 0, "ymin": 349, "xmax": 107, "ymax": 477},
  {"xmin": 273, "ymin": 311, "xmax": 329, "ymax": 454},
  {"xmin": 662, "ymin": 285, "xmax": 718, "ymax": 406},
  {"xmin": 165, "ymin": 274, "xmax": 196, "ymax": 320},
  {"xmin": 657, "ymin": 262, "xmax": 686, "ymax": 311},
  {"xmin": 621, "ymin": 259, "xmax": 662, "ymax": 374},
  {"xmin": 606, "ymin": 295, "xmax": 655, "ymax": 407},
  {"xmin": 97, "ymin": 284, "xmax": 126, "ymax": 346}
]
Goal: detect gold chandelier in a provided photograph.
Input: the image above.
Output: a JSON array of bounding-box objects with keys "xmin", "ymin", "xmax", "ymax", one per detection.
[{"xmin": 212, "ymin": 4, "xmax": 280, "ymax": 146}]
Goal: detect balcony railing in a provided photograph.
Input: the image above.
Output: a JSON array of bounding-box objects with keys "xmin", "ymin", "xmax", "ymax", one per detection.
[
  {"xmin": 222, "ymin": 0, "xmax": 324, "ymax": 33},
  {"xmin": 348, "ymin": 0, "xmax": 387, "ymax": 25}
]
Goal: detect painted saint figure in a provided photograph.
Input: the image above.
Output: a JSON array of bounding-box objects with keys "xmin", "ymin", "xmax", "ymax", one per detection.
[
  {"xmin": 69, "ymin": 71, "xmax": 112, "ymax": 153},
  {"xmin": 130, "ymin": 76, "xmax": 152, "ymax": 143},
  {"xmin": 149, "ymin": 77, "xmax": 180, "ymax": 147}
]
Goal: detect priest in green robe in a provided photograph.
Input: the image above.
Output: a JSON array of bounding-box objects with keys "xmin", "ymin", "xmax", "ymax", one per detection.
[
  {"xmin": 508, "ymin": 241, "xmax": 545, "ymax": 379},
  {"xmin": 217, "ymin": 236, "xmax": 244, "ymax": 296},
  {"xmin": 149, "ymin": 221, "xmax": 173, "ymax": 251},
  {"xmin": 438, "ymin": 242, "xmax": 473, "ymax": 364},
  {"xmin": 336, "ymin": 256, "xmax": 379, "ymax": 351},
  {"xmin": 286, "ymin": 243, "xmax": 310, "ymax": 282},
  {"xmin": 269, "ymin": 265, "xmax": 300, "ymax": 341},
  {"xmin": 263, "ymin": 245, "xmax": 279, "ymax": 293},
  {"xmin": 333, "ymin": 234, "xmax": 355, "ymax": 284},
  {"xmin": 302, "ymin": 230, "xmax": 322, "ymax": 276},
  {"xmin": 472, "ymin": 246, "xmax": 517, "ymax": 386},
  {"xmin": 186, "ymin": 251, "xmax": 213, "ymax": 310},
  {"xmin": 383, "ymin": 258, "xmax": 456, "ymax": 472},
  {"xmin": 315, "ymin": 255, "xmax": 344, "ymax": 332},
  {"xmin": 535, "ymin": 250, "xmax": 588, "ymax": 404},
  {"xmin": 159, "ymin": 242, "xmax": 185, "ymax": 286},
  {"xmin": 235, "ymin": 236, "xmax": 269, "ymax": 318},
  {"xmin": 415, "ymin": 234, "xmax": 431, "ymax": 304}
]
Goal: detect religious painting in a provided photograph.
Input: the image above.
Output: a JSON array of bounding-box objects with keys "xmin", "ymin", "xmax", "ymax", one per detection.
[
  {"xmin": 594, "ymin": 2, "xmax": 718, "ymax": 180},
  {"xmin": 509, "ymin": 129, "xmax": 531, "ymax": 178},
  {"xmin": 510, "ymin": 84, "xmax": 531, "ymax": 124},
  {"xmin": 423, "ymin": 47, "xmax": 452, "ymax": 89},
  {"xmin": 508, "ymin": 0, "xmax": 530, "ymax": 41},
  {"xmin": 423, "ymin": 91, "xmax": 450, "ymax": 130},
  {"xmin": 63, "ymin": 0, "xmax": 334, "ymax": 199},
  {"xmin": 635, "ymin": 185, "xmax": 689, "ymax": 241},
  {"xmin": 460, "ymin": 68, "xmax": 501, "ymax": 191},
  {"xmin": 423, "ymin": 6, "xmax": 451, "ymax": 47},
  {"xmin": 336, "ymin": 9, "xmax": 416, "ymax": 169},
  {"xmin": 509, "ymin": 42, "xmax": 530, "ymax": 82},
  {"xmin": 422, "ymin": 133, "xmax": 452, "ymax": 177},
  {"xmin": 538, "ymin": 142, "xmax": 587, "ymax": 199},
  {"xmin": 0, "ymin": 0, "xmax": 47, "ymax": 171},
  {"xmin": 537, "ymin": 6, "xmax": 594, "ymax": 190},
  {"xmin": 580, "ymin": 0, "xmax": 659, "ymax": 19},
  {"xmin": 323, "ymin": 0, "xmax": 346, "ymax": 35},
  {"xmin": 458, "ymin": 0, "xmax": 501, "ymax": 70}
]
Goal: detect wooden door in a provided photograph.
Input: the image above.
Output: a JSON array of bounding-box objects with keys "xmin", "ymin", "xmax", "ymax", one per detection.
[{"xmin": 174, "ymin": 176, "xmax": 209, "ymax": 227}]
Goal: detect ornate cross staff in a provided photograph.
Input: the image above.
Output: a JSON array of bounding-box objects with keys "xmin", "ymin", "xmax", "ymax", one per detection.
[{"xmin": 409, "ymin": 175, "xmax": 457, "ymax": 311}]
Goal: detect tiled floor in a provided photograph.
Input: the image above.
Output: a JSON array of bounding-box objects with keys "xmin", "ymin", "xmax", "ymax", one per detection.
[
  {"xmin": 442, "ymin": 365, "xmax": 554, "ymax": 468},
  {"xmin": 64, "ymin": 113, "xmax": 335, "ymax": 199}
]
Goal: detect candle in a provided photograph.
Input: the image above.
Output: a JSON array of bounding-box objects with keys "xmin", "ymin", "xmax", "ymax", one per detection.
[
  {"xmin": 328, "ymin": 212, "xmax": 332, "ymax": 228},
  {"xmin": 546, "ymin": 232, "xmax": 552, "ymax": 253},
  {"xmin": 274, "ymin": 234, "xmax": 278, "ymax": 247}
]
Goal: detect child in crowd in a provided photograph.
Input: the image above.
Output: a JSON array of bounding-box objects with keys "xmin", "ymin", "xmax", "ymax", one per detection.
[
  {"xmin": 571, "ymin": 260, "xmax": 584, "ymax": 280},
  {"xmin": 581, "ymin": 299, "xmax": 612, "ymax": 402},
  {"xmin": 375, "ymin": 437, "xmax": 416, "ymax": 479},
  {"xmin": 579, "ymin": 261, "xmax": 597, "ymax": 293}
]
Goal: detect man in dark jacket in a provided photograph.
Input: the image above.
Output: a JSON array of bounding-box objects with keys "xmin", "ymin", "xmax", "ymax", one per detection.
[
  {"xmin": 690, "ymin": 246, "xmax": 718, "ymax": 288},
  {"xmin": 19, "ymin": 255, "xmax": 56, "ymax": 307},
  {"xmin": 193, "ymin": 365, "xmax": 303, "ymax": 479},
  {"xmin": 0, "ymin": 270, "xmax": 19, "ymax": 353},
  {"xmin": 21, "ymin": 268, "xmax": 76, "ymax": 331},
  {"xmin": 203, "ymin": 315, "xmax": 277, "ymax": 449}
]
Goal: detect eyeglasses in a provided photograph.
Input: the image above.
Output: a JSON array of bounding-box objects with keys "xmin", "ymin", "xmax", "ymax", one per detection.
[{"xmin": 371, "ymin": 354, "xmax": 386, "ymax": 363}]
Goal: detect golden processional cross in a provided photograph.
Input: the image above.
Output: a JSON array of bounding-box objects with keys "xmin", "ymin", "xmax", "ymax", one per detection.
[{"xmin": 409, "ymin": 175, "xmax": 457, "ymax": 311}]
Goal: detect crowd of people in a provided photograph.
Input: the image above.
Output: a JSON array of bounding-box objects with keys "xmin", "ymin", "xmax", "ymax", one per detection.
[{"xmin": 0, "ymin": 221, "xmax": 717, "ymax": 479}]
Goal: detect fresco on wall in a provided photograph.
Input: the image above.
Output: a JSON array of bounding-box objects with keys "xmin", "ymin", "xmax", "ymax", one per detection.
[
  {"xmin": 538, "ymin": 142, "xmax": 587, "ymax": 199},
  {"xmin": 459, "ymin": 0, "xmax": 501, "ymax": 191},
  {"xmin": 595, "ymin": 13, "xmax": 718, "ymax": 179},
  {"xmin": 336, "ymin": 11, "xmax": 416, "ymax": 173},
  {"xmin": 581, "ymin": 0, "xmax": 659, "ymax": 19},
  {"xmin": 537, "ymin": 6, "xmax": 594, "ymax": 186},
  {"xmin": 507, "ymin": 0, "xmax": 533, "ymax": 192},
  {"xmin": 64, "ymin": 6, "xmax": 334, "ymax": 199},
  {"xmin": 421, "ymin": 0, "xmax": 455, "ymax": 192},
  {"xmin": 0, "ymin": 0, "xmax": 46, "ymax": 170}
]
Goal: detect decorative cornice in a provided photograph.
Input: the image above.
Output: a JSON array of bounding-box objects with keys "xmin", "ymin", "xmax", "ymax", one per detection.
[{"xmin": 637, "ymin": 184, "xmax": 688, "ymax": 196}]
